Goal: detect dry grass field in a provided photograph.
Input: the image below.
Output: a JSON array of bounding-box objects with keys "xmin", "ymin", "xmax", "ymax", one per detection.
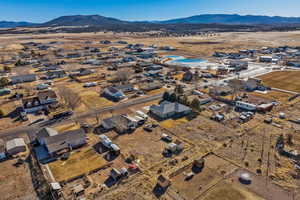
[
  {"xmin": 0, "ymin": 158, "xmax": 37, "ymax": 200},
  {"xmin": 257, "ymin": 71, "xmax": 300, "ymax": 93},
  {"xmin": 200, "ymin": 182, "xmax": 264, "ymax": 200},
  {"xmin": 49, "ymin": 144, "xmax": 107, "ymax": 182}
]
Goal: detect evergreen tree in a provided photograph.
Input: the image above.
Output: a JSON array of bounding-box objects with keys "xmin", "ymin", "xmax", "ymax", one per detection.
[
  {"xmin": 191, "ymin": 98, "xmax": 201, "ymax": 110},
  {"xmin": 162, "ymin": 91, "xmax": 170, "ymax": 101},
  {"xmin": 169, "ymin": 93, "xmax": 177, "ymax": 102}
]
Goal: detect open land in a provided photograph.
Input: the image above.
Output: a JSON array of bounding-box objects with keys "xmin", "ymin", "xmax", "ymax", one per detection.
[{"xmin": 0, "ymin": 30, "xmax": 300, "ymax": 200}]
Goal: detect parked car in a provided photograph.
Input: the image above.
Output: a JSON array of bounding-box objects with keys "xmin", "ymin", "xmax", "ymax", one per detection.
[
  {"xmin": 161, "ymin": 134, "xmax": 172, "ymax": 143},
  {"xmin": 143, "ymin": 124, "xmax": 153, "ymax": 132}
]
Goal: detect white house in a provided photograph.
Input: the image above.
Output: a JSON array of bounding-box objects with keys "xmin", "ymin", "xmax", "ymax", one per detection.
[{"xmin": 236, "ymin": 101, "xmax": 257, "ymax": 111}]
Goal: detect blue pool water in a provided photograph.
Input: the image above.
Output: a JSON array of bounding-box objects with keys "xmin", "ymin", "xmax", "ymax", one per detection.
[
  {"xmin": 165, "ymin": 55, "xmax": 183, "ymax": 59},
  {"xmin": 171, "ymin": 58, "xmax": 206, "ymax": 63}
]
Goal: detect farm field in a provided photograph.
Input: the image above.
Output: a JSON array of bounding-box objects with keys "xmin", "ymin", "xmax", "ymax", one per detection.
[{"xmin": 257, "ymin": 71, "xmax": 300, "ymax": 93}]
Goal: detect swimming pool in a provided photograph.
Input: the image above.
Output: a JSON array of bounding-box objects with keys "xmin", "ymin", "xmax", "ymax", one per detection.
[
  {"xmin": 170, "ymin": 58, "xmax": 207, "ymax": 64},
  {"xmin": 164, "ymin": 55, "xmax": 207, "ymax": 67}
]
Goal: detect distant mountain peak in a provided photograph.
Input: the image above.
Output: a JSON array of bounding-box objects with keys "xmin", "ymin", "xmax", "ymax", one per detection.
[{"xmin": 159, "ymin": 14, "xmax": 300, "ymax": 25}]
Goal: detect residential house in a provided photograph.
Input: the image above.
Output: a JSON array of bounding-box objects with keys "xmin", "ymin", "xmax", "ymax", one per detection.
[
  {"xmin": 287, "ymin": 61, "xmax": 300, "ymax": 68},
  {"xmin": 140, "ymin": 81, "xmax": 163, "ymax": 92},
  {"xmin": 44, "ymin": 70, "xmax": 66, "ymax": 79},
  {"xmin": 36, "ymin": 127, "xmax": 58, "ymax": 145},
  {"xmin": 229, "ymin": 60, "xmax": 248, "ymax": 71},
  {"xmin": 100, "ymin": 40, "xmax": 111, "ymax": 44},
  {"xmin": 115, "ymin": 84, "xmax": 135, "ymax": 93},
  {"xmin": 22, "ymin": 90, "xmax": 57, "ymax": 113},
  {"xmin": 145, "ymin": 65, "xmax": 163, "ymax": 71},
  {"xmin": 102, "ymin": 87, "xmax": 126, "ymax": 102},
  {"xmin": 236, "ymin": 101, "xmax": 257, "ymax": 111},
  {"xmin": 149, "ymin": 101, "xmax": 192, "ymax": 120},
  {"xmin": 244, "ymin": 78, "xmax": 266, "ymax": 91},
  {"xmin": 11, "ymin": 74, "xmax": 37, "ymax": 84},
  {"xmin": 44, "ymin": 129, "xmax": 86, "ymax": 157},
  {"xmin": 97, "ymin": 115, "xmax": 137, "ymax": 134},
  {"xmin": 70, "ymin": 68, "xmax": 94, "ymax": 77},
  {"xmin": 6, "ymin": 138, "xmax": 26, "ymax": 156},
  {"xmin": 209, "ymin": 86, "xmax": 233, "ymax": 96},
  {"xmin": 66, "ymin": 53, "xmax": 81, "ymax": 58},
  {"xmin": 259, "ymin": 56, "xmax": 273, "ymax": 63}
]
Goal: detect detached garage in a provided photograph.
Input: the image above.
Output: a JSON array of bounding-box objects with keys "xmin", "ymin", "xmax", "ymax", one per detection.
[{"xmin": 6, "ymin": 138, "xmax": 26, "ymax": 156}]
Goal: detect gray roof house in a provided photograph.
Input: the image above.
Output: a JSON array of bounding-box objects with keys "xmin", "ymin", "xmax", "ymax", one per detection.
[
  {"xmin": 36, "ymin": 127, "xmax": 58, "ymax": 145},
  {"xmin": 102, "ymin": 87, "xmax": 126, "ymax": 102},
  {"xmin": 11, "ymin": 74, "xmax": 37, "ymax": 84},
  {"xmin": 115, "ymin": 84, "xmax": 134, "ymax": 93},
  {"xmin": 6, "ymin": 138, "xmax": 26, "ymax": 156},
  {"xmin": 97, "ymin": 115, "xmax": 137, "ymax": 134},
  {"xmin": 149, "ymin": 101, "xmax": 192, "ymax": 120},
  {"xmin": 44, "ymin": 129, "xmax": 86, "ymax": 156}
]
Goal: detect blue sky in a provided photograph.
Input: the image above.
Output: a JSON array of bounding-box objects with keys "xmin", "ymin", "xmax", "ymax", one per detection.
[{"xmin": 1, "ymin": 0, "xmax": 299, "ymax": 22}]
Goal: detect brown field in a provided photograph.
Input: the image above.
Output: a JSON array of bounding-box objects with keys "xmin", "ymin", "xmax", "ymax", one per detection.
[
  {"xmin": 107, "ymin": 125, "xmax": 186, "ymax": 169},
  {"xmin": 170, "ymin": 155, "xmax": 237, "ymax": 200},
  {"xmin": 200, "ymin": 182, "xmax": 264, "ymax": 200},
  {"xmin": 0, "ymin": 158, "xmax": 37, "ymax": 200},
  {"xmin": 257, "ymin": 71, "xmax": 300, "ymax": 93}
]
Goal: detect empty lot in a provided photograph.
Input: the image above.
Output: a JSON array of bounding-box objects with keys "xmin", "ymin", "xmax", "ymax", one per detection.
[{"xmin": 257, "ymin": 70, "xmax": 300, "ymax": 93}]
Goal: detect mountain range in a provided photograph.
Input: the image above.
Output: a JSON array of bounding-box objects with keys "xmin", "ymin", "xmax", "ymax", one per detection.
[
  {"xmin": 159, "ymin": 14, "xmax": 300, "ymax": 25},
  {"xmin": 1, "ymin": 14, "xmax": 300, "ymax": 28},
  {"xmin": 0, "ymin": 21, "xmax": 36, "ymax": 28}
]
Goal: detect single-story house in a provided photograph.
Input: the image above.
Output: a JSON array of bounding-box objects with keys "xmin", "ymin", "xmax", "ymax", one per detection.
[
  {"xmin": 44, "ymin": 129, "xmax": 86, "ymax": 156},
  {"xmin": 149, "ymin": 101, "xmax": 192, "ymax": 120},
  {"xmin": 97, "ymin": 115, "xmax": 136, "ymax": 134},
  {"xmin": 102, "ymin": 87, "xmax": 126, "ymax": 102},
  {"xmin": 36, "ymin": 127, "xmax": 58, "ymax": 145},
  {"xmin": 44, "ymin": 70, "xmax": 66, "ymax": 79},
  {"xmin": 6, "ymin": 138, "xmax": 26, "ymax": 156},
  {"xmin": 145, "ymin": 65, "xmax": 163, "ymax": 71},
  {"xmin": 229, "ymin": 60, "xmax": 248, "ymax": 71},
  {"xmin": 11, "ymin": 74, "xmax": 37, "ymax": 84},
  {"xmin": 209, "ymin": 86, "xmax": 233, "ymax": 96},
  {"xmin": 115, "ymin": 84, "xmax": 135, "ymax": 93},
  {"xmin": 140, "ymin": 82, "xmax": 163, "ymax": 92}
]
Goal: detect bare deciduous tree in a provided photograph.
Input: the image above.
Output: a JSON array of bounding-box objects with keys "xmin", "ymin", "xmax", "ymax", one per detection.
[
  {"xmin": 57, "ymin": 86, "xmax": 81, "ymax": 110},
  {"xmin": 114, "ymin": 69, "xmax": 132, "ymax": 83}
]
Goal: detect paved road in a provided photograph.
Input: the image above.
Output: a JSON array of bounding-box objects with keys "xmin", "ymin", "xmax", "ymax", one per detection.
[
  {"xmin": 0, "ymin": 62, "xmax": 290, "ymax": 142},
  {"xmin": 0, "ymin": 93, "xmax": 163, "ymax": 142}
]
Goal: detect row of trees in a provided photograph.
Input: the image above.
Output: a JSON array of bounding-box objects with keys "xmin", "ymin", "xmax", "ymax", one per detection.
[{"xmin": 162, "ymin": 91, "xmax": 202, "ymax": 111}]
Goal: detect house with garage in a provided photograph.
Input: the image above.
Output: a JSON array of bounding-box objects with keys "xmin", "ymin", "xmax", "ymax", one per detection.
[
  {"xmin": 149, "ymin": 101, "xmax": 192, "ymax": 120},
  {"xmin": 43, "ymin": 129, "xmax": 87, "ymax": 157}
]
